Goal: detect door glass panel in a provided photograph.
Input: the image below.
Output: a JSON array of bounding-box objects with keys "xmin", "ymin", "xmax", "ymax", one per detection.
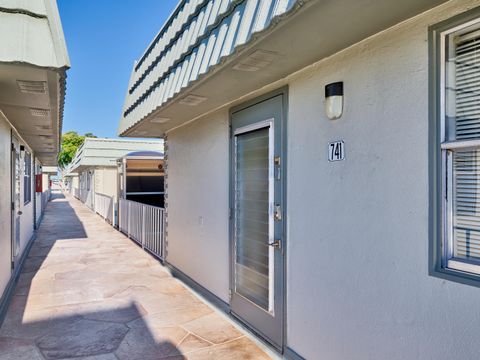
[{"xmin": 234, "ymin": 126, "xmax": 272, "ymax": 311}]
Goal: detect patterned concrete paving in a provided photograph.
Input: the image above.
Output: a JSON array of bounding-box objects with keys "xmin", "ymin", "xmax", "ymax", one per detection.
[{"xmin": 0, "ymin": 192, "xmax": 273, "ymax": 360}]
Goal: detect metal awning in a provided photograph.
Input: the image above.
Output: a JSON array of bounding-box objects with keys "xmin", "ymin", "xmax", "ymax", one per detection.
[{"xmin": 118, "ymin": 0, "xmax": 447, "ymax": 138}]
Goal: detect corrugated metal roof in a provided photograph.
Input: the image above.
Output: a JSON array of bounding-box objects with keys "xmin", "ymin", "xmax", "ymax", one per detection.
[
  {"xmin": 0, "ymin": 0, "xmax": 48, "ymax": 16},
  {"xmin": 119, "ymin": 0, "xmax": 299, "ymax": 135},
  {"xmin": 69, "ymin": 138, "xmax": 164, "ymax": 172}
]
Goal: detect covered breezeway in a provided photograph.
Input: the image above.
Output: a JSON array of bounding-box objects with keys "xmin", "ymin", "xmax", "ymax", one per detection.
[{"xmin": 0, "ymin": 191, "xmax": 274, "ymax": 360}]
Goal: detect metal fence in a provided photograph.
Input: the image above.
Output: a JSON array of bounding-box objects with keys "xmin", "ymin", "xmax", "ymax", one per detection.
[
  {"xmin": 119, "ymin": 198, "xmax": 165, "ymax": 260},
  {"xmin": 95, "ymin": 193, "xmax": 115, "ymax": 224}
]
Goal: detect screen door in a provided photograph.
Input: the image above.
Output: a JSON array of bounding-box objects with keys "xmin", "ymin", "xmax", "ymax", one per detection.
[{"xmin": 230, "ymin": 93, "xmax": 285, "ymax": 350}]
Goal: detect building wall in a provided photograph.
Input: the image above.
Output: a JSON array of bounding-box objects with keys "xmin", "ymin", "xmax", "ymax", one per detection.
[
  {"xmin": 0, "ymin": 114, "xmax": 39, "ymax": 300},
  {"xmin": 0, "ymin": 115, "xmax": 12, "ymax": 298},
  {"xmin": 94, "ymin": 167, "xmax": 118, "ymax": 199},
  {"xmin": 42, "ymin": 173, "xmax": 49, "ymax": 192},
  {"xmin": 162, "ymin": 1, "xmax": 480, "ymax": 359},
  {"xmin": 68, "ymin": 175, "xmax": 79, "ymax": 196},
  {"xmin": 285, "ymin": 1, "xmax": 480, "ymax": 359},
  {"xmin": 167, "ymin": 109, "xmax": 230, "ymax": 302}
]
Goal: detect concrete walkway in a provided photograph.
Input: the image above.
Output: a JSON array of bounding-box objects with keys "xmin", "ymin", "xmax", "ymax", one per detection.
[{"xmin": 0, "ymin": 192, "xmax": 272, "ymax": 360}]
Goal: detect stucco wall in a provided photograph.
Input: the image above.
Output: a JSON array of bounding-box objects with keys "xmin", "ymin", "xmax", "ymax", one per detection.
[
  {"xmin": 94, "ymin": 167, "xmax": 118, "ymax": 199},
  {"xmin": 0, "ymin": 117, "xmax": 36, "ymax": 298},
  {"xmin": 0, "ymin": 116, "xmax": 12, "ymax": 297},
  {"xmin": 166, "ymin": 109, "xmax": 230, "ymax": 302},
  {"xmin": 42, "ymin": 173, "xmax": 49, "ymax": 192},
  {"xmin": 161, "ymin": 0, "xmax": 480, "ymax": 358},
  {"xmin": 285, "ymin": 1, "xmax": 480, "ymax": 359},
  {"xmin": 68, "ymin": 175, "xmax": 79, "ymax": 196}
]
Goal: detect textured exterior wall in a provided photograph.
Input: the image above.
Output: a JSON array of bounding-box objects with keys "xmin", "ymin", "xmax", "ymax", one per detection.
[
  {"xmin": 286, "ymin": 1, "xmax": 480, "ymax": 359},
  {"xmin": 166, "ymin": 109, "xmax": 230, "ymax": 302},
  {"xmin": 0, "ymin": 116, "xmax": 36, "ymax": 298},
  {"xmin": 42, "ymin": 173, "xmax": 49, "ymax": 192},
  {"xmin": 94, "ymin": 167, "xmax": 118, "ymax": 199},
  {"xmin": 158, "ymin": 1, "xmax": 480, "ymax": 358},
  {"xmin": 0, "ymin": 116, "xmax": 12, "ymax": 298},
  {"xmin": 72, "ymin": 176, "xmax": 79, "ymax": 194}
]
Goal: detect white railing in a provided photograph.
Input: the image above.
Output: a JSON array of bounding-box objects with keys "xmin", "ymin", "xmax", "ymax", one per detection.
[
  {"xmin": 41, "ymin": 189, "xmax": 51, "ymax": 211},
  {"xmin": 119, "ymin": 198, "xmax": 165, "ymax": 260},
  {"xmin": 94, "ymin": 193, "xmax": 115, "ymax": 224}
]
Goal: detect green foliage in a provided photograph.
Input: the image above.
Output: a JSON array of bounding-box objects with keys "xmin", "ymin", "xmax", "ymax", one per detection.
[{"xmin": 58, "ymin": 131, "xmax": 97, "ymax": 168}]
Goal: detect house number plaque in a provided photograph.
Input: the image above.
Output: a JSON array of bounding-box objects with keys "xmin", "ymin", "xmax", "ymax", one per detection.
[{"xmin": 328, "ymin": 140, "xmax": 345, "ymax": 162}]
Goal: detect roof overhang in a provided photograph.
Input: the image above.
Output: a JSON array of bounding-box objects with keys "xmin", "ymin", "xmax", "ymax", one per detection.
[
  {"xmin": 119, "ymin": 0, "xmax": 447, "ymax": 137},
  {"xmin": 69, "ymin": 162, "xmax": 118, "ymax": 173},
  {"xmin": 0, "ymin": 1, "xmax": 70, "ymax": 165},
  {"xmin": 0, "ymin": 63, "xmax": 67, "ymax": 165}
]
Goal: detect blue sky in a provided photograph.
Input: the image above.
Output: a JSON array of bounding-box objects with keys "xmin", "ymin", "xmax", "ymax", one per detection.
[{"xmin": 58, "ymin": 0, "xmax": 179, "ymax": 138}]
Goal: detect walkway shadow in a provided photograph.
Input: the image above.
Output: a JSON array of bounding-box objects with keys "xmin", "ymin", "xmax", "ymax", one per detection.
[
  {"xmin": 0, "ymin": 296, "xmax": 186, "ymax": 359},
  {"xmin": 0, "ymin": 191, "xmax": 188, "ymax": 359}
]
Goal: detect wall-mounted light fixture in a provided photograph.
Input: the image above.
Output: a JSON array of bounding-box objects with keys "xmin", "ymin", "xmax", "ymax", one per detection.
[{"xmin": 325, "ymin": 82, "xmax": 344, "ymax": 120}]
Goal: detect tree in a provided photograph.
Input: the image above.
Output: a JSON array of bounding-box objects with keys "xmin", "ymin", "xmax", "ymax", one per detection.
[{"xmin": 58, "ymin": 131, "xmax": 96, "ymax": 168}]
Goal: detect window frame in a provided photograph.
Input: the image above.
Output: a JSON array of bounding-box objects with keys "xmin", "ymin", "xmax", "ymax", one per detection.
[
  {"xmin": 23, "ymin": 151, "xmax": 32, "ymax": 205},
  {"xmin": 430, "ymin": 7, "xmax": 480, "ymax": 286}
]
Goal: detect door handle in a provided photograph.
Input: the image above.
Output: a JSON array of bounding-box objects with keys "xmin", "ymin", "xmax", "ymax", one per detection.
[
  {"xmin": 17, "ymin": 211, "xmax": 22, "ymax": 216},
  {"xmin": 268, "ymin": 239, "xmax": 282, "ymax": 250}
]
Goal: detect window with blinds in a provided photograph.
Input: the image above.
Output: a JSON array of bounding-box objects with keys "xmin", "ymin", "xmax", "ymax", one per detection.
[{"xmin": 443, "ymin": 21, "xmax": 480, "ymax": 274}]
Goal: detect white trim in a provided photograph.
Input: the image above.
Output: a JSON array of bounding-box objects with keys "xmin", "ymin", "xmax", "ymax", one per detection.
[
  {"xmin": 233, "ymin": 118, "xmax": 274, "ymax": 136},
  {"xmin": 441, "ymin": 16, "xmax": 480, "ymax": 38},
  {"xmin": 441, "ymin": 18, "xmax": 480, "ymax": 275},
  {"xmin": 267, "ymin": 121, "xmax": 275, "ymax": 315},
  {"xmin": 448, "ymin": 259, "xmax": 480, "ymax": 275},
  {"xmin": 441, "ymin": 139, "xmax": 480, "ymax": 150},
  {"xmin": 233, "ymin": 118, "xmax": 276, "ymax": 315}
]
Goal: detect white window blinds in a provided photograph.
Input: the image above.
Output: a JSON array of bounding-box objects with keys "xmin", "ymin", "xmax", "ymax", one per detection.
[
  {"xmin": 454, "ymin": 34, "xmax": 480, "ymax": 139},
  {"xmin": 445, "ymin": 24, "xmax": 480, "ymax": 270}
]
